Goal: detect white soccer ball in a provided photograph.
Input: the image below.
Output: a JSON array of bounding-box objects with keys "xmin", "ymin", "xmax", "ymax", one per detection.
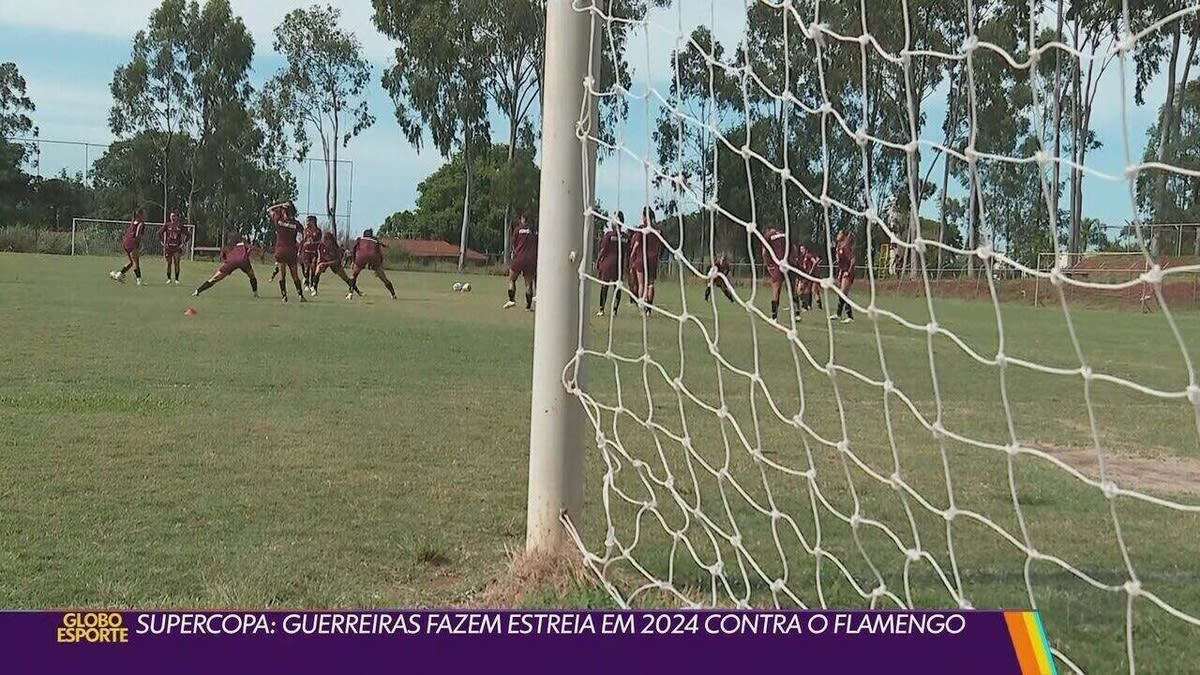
[
  {"xmin": 453, "ymin": 282, "xmax": 464, "ymax": 292},
  {"xmin": 462, "ymin": 283, "xmax": 471, "ymax": 293}
]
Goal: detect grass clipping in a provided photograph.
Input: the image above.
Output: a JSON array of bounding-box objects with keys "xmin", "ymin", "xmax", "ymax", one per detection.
[{"xmin": 469, "ymin": 547, "xmax": 608, "ymax": 609}]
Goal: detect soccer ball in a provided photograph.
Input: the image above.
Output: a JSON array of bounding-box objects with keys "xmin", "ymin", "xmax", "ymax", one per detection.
[
  {"xmin": 453, "ymin": 282, "xmax": 464, "ymax": 292},
  {"xmin": 461, "ymin": 283, "xmax": 471, "ymax": 293}
]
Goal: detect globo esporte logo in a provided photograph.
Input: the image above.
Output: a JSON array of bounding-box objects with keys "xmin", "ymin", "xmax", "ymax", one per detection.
[{"xmin": 56, "ymin": 612, "xmax": 129, "ymax": 643}]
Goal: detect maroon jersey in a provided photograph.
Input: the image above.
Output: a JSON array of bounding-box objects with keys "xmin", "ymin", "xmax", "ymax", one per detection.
[
  {"xmin": 802, "ymin": 251, "xmax": 820, "ymax": 276},
  {"xmin": 641, "ymin": 228, "xmax": 664, "ymax": 266},
  {"xmin": 713, "ymin": 256, "xmax": 731, "ymax": 275},
  {"xmin": 762, "ymin": 228, "xmax": 788, "ymax": 272},
  {"xmin": 353, "ymin": 236, "xmax": 382, "ymax": 258},
  {"xmin": 596, "ymin": 228, "xmax": 625, "ymax": 281},
  {"xmin": 318, "ymin": 238, "xmax": 343, "ymax": 265},
  {"xmin": 160, "ymin": 224, "xmax": 188, "ymax": 251},
  {"xmin": 122, "ymin": 219, "xmax": 146, "ymax": 251},
  {"xmin": 627, "ymin": 231, "xmax": 643, "ymax": 271},
  {"xmin": 274, "ymin": 219, "xmax": 300, "ymax": 253},
  {"xmin": 301, "ymin": 225, "xmax": 321, "ymax": 255},
  {"xmin": 837, "ymin": 242, "xmax": 856, "ymax": 281},
  {"xmin": 222, "ymin": 241, "xmax": 251, "ymax": 264},
  {"xmin": 512, "ymin": 223, "xmax": 537, "ymax": 262}
]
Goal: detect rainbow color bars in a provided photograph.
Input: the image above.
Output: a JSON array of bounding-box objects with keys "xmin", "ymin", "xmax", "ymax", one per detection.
[{"xmin": 1003, "ymin": 611, "xmax": 1057, "ymax": 675}]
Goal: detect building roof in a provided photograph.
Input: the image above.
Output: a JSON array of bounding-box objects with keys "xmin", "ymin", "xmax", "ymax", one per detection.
[{"xmin": 383, "ymin": 238, "xmax": 489, "ymax": 261}]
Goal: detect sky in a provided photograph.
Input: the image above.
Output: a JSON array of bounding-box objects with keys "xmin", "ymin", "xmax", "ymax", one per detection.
[{"xmin": 0, "ymin": 0, "xmax": 1170, "ymax": 242}]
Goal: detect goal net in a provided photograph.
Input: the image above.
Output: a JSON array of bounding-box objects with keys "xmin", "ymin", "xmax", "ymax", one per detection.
[
  {"xmin": 70, "ymin": 218, "xmax": 196, "ymax": 259},
  {"xmin": 553, "ymin": 1, "xmax": 1200, "ymax": 672}
]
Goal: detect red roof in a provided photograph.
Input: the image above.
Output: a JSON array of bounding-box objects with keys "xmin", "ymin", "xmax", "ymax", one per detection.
[{"xmin": 384, "ymin": 238, "xmax": 488, "ymax": 261}]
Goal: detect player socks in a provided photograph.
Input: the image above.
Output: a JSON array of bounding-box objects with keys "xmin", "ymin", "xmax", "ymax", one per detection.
[
  {"xmin": 599, "ymin": 287, "xmax": 609, "ymax": 312},
  {"xmin": 133, "ymin": 268, "xmax": 141, "ymax": 280},
  {"xmin": 704, "ymin": 286, "xmax": 711, "ymax": 301},
  {"xmin": 279, "ymin": 280, "xmax": 288, "ymax": 301},
  {"xmin": 249, "ymin": 277, "xmax": 258, "ymax": 294},
  {"xmin": 525, "ymin": 292, "xmax": 533, "ymax": 310},
  {"xmin": 194, "ymin": 280, "xmax": 215, "ymax": 295},
  {"xmin": 613, "ymin": 288, "xmax": 621, "ymax": 314},
  {"xmin": 383, "ymin": 279, "xmax": 396, "ymax": 299},
  {"xmin": 508, "ymin": 288, "xmax": 516, "ymax": 303},
  {"xmin": 771, "ymin": 300, "xmax": 779, "ymax": 320}
]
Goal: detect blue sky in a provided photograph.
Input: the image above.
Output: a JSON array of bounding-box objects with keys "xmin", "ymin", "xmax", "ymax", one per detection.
[{"xmin": 0, "ymin": 0, "xmax": 1168, "ymax": 241}]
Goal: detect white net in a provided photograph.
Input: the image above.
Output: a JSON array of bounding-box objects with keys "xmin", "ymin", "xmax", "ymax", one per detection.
[
  {"xmin": 70, "ymin": 218, "xmax": 196, "ymax": 259},
  {"xmin": 562, "ymin": 1, "xmax": 1200, "ymax": 672}
]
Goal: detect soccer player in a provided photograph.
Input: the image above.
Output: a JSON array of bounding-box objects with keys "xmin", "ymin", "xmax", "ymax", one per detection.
[
  {"xmin": 504, "ymin": 211, "xmax": 537, "ymax": 311},
  {"xmin": 629, "ymin": 207, "xmax": 663, "ymax": 316},
  {"xmin": 705, "ymin": 253, "xmax": 736, "ymax": 303},
  {"xmin": 109, "ymin": 207, "xmax": 147, "ymax": 285},
  {"xmin": 761, "ymin": 225, "xmax": 791, "ymax": 321},
  {"xmin": 192, "ymin": 237, "xmax": 258, "ymax": 297},
  {"xmin": 268, "ymin": 201, "xmax": 307, "ymax": 302},
  {"xmin": 311, "ymin": 231, "xmax": 359, "ymax": 296},
  {"xmin": 595, "ymin": 211, "xmax": 627, "ymax": 316},
  {"xmin": 832, "ymin": 229, "xmax": 857, "ymax": 323},
  {"xmin": 796, "ymin": 243, "xmax": 822, "ymax": 312},
  {"xmin": 299, "ymin": 215, "xmax": 322, "ymax": 294},
  {"xmin": 349, "ymin": 229, "xmax": 397, "ymax": 300},
  {"xmin": 158, "ymin": 211, "xmax": 190, "ymax": 285}
]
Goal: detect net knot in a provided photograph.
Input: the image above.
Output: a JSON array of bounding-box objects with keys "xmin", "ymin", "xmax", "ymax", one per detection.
[
  {"xmin": 1101, "ymin": 480, "xmax": 1119, "ymax": 500},
  {"xmin": 770, "ymin": 578, "xmax": 786, "ymax": 593},
  {"xmin": 729, "ymin": 534, "xmax": 742, "ymax": 548},
  {"xmin": 925, "ymin": 321, "xmax": 939, "ymax": 337},
  {"xmin": 867, "ymin": 304, "xmax": 880, "ymax": 320},
  {"xmin": 740, "ymin": 143, "xmax": 752, "ymax": 159},
  {"xmin": 1124, "ymin": 580, "xmax": 1142, "ymax": 596},
  {"xmin": 889, "ymin": 472, "xmax": 903, "ymax": 489},
  {"xmin": 995, "ymin": 352, "xmax": 1008, "ymax": 368},
  {"xmin": 605, "ymin": 526, "xmax": 617, "ymax": 548},
  {"xmin": 960, "ymin": 35, "xmax": 979, "ymax": 54},
  {"xmin": 1080, "ymin": 365, "xmax": 1094, "ymax": 381},
  {"xmin": 1187, "ymin": 384, "xmax": 1200, "ymax": 406},
  {"xmin": 807, "ymin": 23, "xmax": 827, "ymax": 46},
  {"xmin": 854, "ymin": 127, "xmax": 869, "ymax": 147},
  {"xmin": 905, "ymin": 548, "xmax": 921, "ymax": 563},
  {"xmin": 1005, "ymin": 443, "xmax": 1020, "ymax": 457},
  {"xmin": 904, "ymin": 140, "xmax": 919, "ymax": 156},
  {"xmin": 943, "ymin": 506, "xmax": 959, "ymax": 522},
  {"xmin": 709, "ymin": 561, "xmax": 724, "ymax": 576},
  {"xmin": 1141, "ymin": 264, "xmax": 1164, "ymax": 285},
  {"xmin": 849, "ymin": 513, "xmax": 863, "ymax": 529},
  {"xmin": 869, "ymin": 584, "xmax": 887, "ymax": 599}
]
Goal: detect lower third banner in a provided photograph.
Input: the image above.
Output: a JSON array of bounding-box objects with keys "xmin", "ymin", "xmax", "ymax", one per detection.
[{"xmin": 9, "ymin": 609, "xmax": 1057, "ymax": 674}]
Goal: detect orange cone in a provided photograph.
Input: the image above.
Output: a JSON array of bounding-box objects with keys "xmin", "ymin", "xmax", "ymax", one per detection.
[{"xmin": 185, "ymin": 306, "xmax": 197, "ymax": 316}]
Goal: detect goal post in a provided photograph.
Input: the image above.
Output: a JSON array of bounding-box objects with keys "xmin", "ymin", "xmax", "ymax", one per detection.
[{"xmin": 525, "ymin": 0, "xmax": 600, "ymax": 553}]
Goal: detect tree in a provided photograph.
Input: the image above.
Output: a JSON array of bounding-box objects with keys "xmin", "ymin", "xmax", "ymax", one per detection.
[
  {"xmin": 374, "ymin": 0, "xmax": 492, "ymax": 271},
  {"xmin": 264, "ymin": 4, "xmax": 374, "ymax": 235},
  {"xmin": 1138, "ymin": 80, "xmax": 1200, "ymax": 255},
  {"xmin": 408, "ymin": 143, "xmax": 540, "ymax": 255},
  {"xmin": 378, "ymin": 209, "xmax": 421, "ymax": 238},
  {"xmin": 481, "ymin": 0, "xmax": 542, "ymax": 264},
  {"xmin": 90, "ymin": 131, "xmax": 196, "ymax": 222},
  {"xmin": 0, "ymin": 62, "xmax": 37, "ymax": 225}
]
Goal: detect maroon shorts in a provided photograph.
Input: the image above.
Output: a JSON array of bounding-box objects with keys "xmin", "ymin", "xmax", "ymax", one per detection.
[
  {"xmin": 768, "ymin": 267, "xmax": 786, "ymax": 285},
  {"xmin": 631, "ymin": 258, "xmax": 658, "ymax": 283},
  {"xmin": 839, "ymin": 270, "xmax": 856, "ymax": 286},
  {"xmin": 300, "ymin": 247, "xmax": 318, "ymax": 262},
  {"xmin": 164, "ymin": 247, "xmax": 182, "ymax": 257},
  {"xmin": 219, "ymin": 259, "xmax": 253, "ymax": 276},
  {"xmin": 123, "ymin": 240, "xmax": 139, "ymax": 255},
  {"xmin": 354, "ymin": 253, "xmax": 383, "ymax": 271},
  {"xmin": 275, "ymin": 248, "xmax": 298, "ymax": 266},
  {"xmin": 510, "ymin": 256, "xmax": 536, "ymax": 279}
]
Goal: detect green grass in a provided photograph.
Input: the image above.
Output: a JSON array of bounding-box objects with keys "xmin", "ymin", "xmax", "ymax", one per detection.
[{"xmin": 1, "ymin": 253, "xmax": 1199, "ymax": 672}]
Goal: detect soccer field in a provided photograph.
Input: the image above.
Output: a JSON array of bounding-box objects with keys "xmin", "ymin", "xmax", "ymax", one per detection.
[{"xmin": 2, "ymin": 253, "xmax": 1199, "ymax": 671}]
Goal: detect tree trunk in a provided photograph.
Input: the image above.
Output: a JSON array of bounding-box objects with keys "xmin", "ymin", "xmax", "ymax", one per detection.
[
  {"xmin": 458, "ymin": 136, "xmax": 473, "ymax": 273},
  {"xmin": 1051, "ymin": 0, "xmax": 1064, "ymax": 254},
  {"xmin": 936, "ymin": 73, "xmax": 959, "ymax": 279},
  {"xmin": 1151, "ymin": 20, "xmax": 1182, "ymax": 260},
  {"xmin": 329, "ymin": 114, "xmax": 339, "ymax": 235},
  {"xmin": 503, "ymin": 121, "xmax": 516, "ymax": 265},
  {"xmin": 1068, "ymin": 18, "xmax": 1082, "ymax": 257}
]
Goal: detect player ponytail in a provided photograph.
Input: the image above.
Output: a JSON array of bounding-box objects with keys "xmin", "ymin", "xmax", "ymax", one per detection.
[{"xmin": 363, "ymin": 229, "xmax": 375, "ymax": 239}]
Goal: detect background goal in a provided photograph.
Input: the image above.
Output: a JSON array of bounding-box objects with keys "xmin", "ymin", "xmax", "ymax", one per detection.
[
  {"xmin": 529, "ymin": 1, "xmax": 1200, "ymax": 673},
  {"xmin": 69, "ymin": 218, "xmax": 197, "ymax": 260}
]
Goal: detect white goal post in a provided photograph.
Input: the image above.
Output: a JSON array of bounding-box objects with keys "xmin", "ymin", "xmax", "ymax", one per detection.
[
  {"xmin": 531, "ymin": 1, "xmax": 1200, "ymax": 673},
  {"xmin": 70, "ymin": 218, "xmax": 197, "ymax": 260}
]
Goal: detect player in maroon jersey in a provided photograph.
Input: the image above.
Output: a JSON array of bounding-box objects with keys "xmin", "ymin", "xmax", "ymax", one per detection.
[
  {"xmin": 192, "ymin": 237, "xmax": 258, "ymax": 297},
  {"xmin": 109, "ymin": 207, "xmax": 147, "ymax": 285},
  {"xmin": 796, "ymin": 243, "xmax": 822, "ymax": 312},
  {"xmin": 625, "ymin": 228, "xmax": 642, "ymax": 301},
  {"xmin": 298, "ymin": 215, "xmax": 322, "ymax": 294},
  {"xmin": 761, "ymin": 225, "xmax": 791, "ymax": 321},
  {"xmin": 505, "ymin": 211, "xmax": 537, "ymax": 311},
  {"xmin": 267, "ymin": 201, "xmax": 307, "ymax": 302},
  {"xmin": 705, "ymin": 254, "xmax": 736, "ymax": 303},
  {"xmin": 348, "ymin": 229, "xmax": 397, "ymax": 300},
  {"xmin": 629, "ymin": 207, "xmax": 663, "ymax": 316},
  {"xmin": 158, "ymin": 211, "xmax": 190, "ymax": 285},
  {"xmin": 311, "ymin": 230, "xmax": 359, "ymax": 296},
  {"xmin": 832, "ymin": 229, "xmax": 856, "ymax": 323},
  {"xmin": 595, "ymin": 211, "xmax": 627, "ymax": 316}
]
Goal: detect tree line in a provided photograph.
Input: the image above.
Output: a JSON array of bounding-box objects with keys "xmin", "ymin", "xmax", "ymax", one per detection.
[{"xmin": 4, "ymin": 0, "xmax": 1200, "ymax": 269}]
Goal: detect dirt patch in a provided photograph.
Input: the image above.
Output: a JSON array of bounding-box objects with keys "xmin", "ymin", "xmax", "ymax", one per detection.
[
  {"xmin": 1037, "ymin": 445, "xmax": 1200, "ymax": 496},
  {"xmin": 465, "ymin": 547, "xmax": 593, "ymax": 608}
]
